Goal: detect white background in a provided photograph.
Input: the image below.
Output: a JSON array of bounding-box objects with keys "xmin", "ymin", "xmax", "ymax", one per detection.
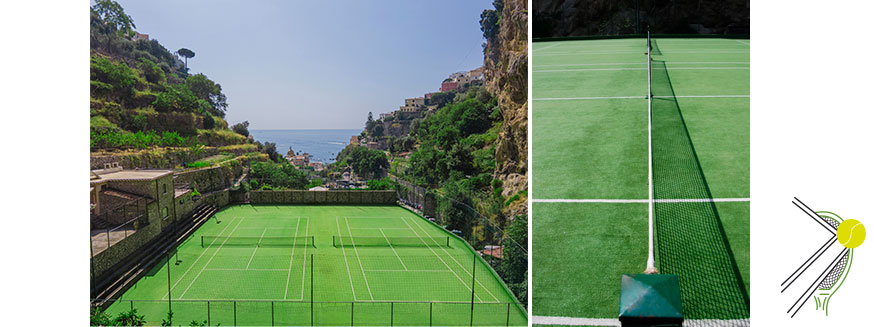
[
  {"xmin": 753, "ymin": 0, "xmax": 874, "ymax": 325},
  {"xmin": 2, "ymin": 0, "xmax": 874, "ymax": 325}
]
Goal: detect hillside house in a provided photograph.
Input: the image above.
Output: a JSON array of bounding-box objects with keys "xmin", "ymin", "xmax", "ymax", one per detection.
[
  {"xmin": 440, "ymin": 81, "xmax": 459, "ymax": 92},
  {"xmin": 291, "ymin": 153, "xmax": 310, "ymax": 168}
]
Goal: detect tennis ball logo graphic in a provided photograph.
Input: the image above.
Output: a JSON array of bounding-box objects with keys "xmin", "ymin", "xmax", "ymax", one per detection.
[{"xmin": 837, "ymin": 219, "xmax": 865, "ymax": 248}]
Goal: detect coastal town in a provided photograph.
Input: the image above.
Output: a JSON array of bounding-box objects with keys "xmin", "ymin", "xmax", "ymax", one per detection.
[{"xmin": 277, "ymin": 66, "xmax": 486, "ymax": 190}]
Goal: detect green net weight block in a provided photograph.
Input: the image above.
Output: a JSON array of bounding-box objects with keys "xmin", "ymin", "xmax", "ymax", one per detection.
[{"xmin": 618, "ymin": 274, "xmax": 683, "ymax": 327}]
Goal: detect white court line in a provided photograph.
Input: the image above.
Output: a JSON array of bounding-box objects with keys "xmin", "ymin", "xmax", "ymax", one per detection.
[
  {"xmin": 380, "ymin": 228, "xmax": 408, "ymax": 270},
  {"xmin": 238, "ymin": 227, "xmax": 299, "ymax": 229},
  {"xmin": 298, "ymin": 216, "xmax": 309, "ymax": 301},
  {"xmin": 536, "ymin": 61, "xmax": 749, "ymax": 67},
  {"xmin": 398, "ymin": 217, "xmax": 484, "ymax": 302},
  {"xmin": 532, "ymin": 316, "xmax": 619, "ymax": 326},
  {"xmin": 657, "ymin": 95, "xmax": 750, "ymax": 98},
  {"xmin": 345, "ymin": 216, "xmax": 374, "ymax": 300},
  {"xmin": 535, "ymin": 96, "xmax": 644, "ymax": 101},
  {"xmin": 245, "ymin": 228, "xmax": 267, "ymax": 270},
  {"xmin": 532, "ymin": 315, "xmax": 750, "ymax": 327},
  {"xmin": 205, "ymin": 268, "xmax": 286, "ymax": 271},
  {"xmin": 405, "ymin": 217, "xmax": 501, "ymax": 302},
  {"xmin": 534, "ymin": 95, "xmax": 748, "ymax": 101},
  {"xmin": 535, "ymin": 43, "xmax": 561, "ymax": 51},
  {"xmin": 336, "ymin": 217, "xmax": 358, "ymax": 301},
  {"xmin": 735, "ymin": 40, "xmax": 750, "ymax": 45},
  {"xmin": 282, "ymin": 217, "xmax": 301, "ymax": 299},
  {"xmin": 538, "ymin": 50, "xmax": 748, "ymax": 56},
  {"xmin": 178, "ymin": 217, "xmax": 246, "ymax": 299},
  {"xmin": 352, "ymin": 227, "xmax": 409, "ymax": 230},
  {"xmin": 366, "ymin": 270, "xmax": 450, "ymax": 272},
  {"xmin": 163, "ymin": 216, "xmax": 239, "ymax": 300},
  {"xmin": 532, "ymin": 198, "xmax": 750, "ymax": 203},
  {"xmin": 535, "ymin": 67, "xmax": 749, "ymax": 72}
]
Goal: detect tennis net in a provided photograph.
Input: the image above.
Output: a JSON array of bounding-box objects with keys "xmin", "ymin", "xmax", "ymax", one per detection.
[
  {"xmin": 649, "ymin": 35, "xmax": 750, "ymax": 319},
  {"xmin": 332, "ymin": 236, "xmax": 450, "ymax": 247},
  {"xmin": 200, "ymin": 236, "xmax": 315, "ymax": 247}
]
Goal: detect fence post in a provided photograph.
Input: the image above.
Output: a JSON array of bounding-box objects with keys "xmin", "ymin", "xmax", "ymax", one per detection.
[
  {"xmin": 233, "ymin": 301, "xmax": 237, "ymax": 326},
  {"xmin": 167, "ymin": 253, "xmax": 172, "ymax": 313},
  {"xmin": 106, "ymin": 227, "xmax": 111, "ymax": 249},
  {"xmin": 506, "ymin": 303, "xmax": 510, "ymax": 327},
  {"xmin": 90, "ymin": 236, "xmax": 95, "ymax": 296},
  {"xmin": 271, "ymin": 301, "xmax": 275, "ymax": 326},
  {"xmin": 390, "ymin": 302, "xmax": 394, "ymax": 327},
  {"xmin": 350, "ymin": 302, "xmax": 354, "ymax": 326},
  {"xmin": 311, "ymin": 254, "xmax": 314, "ymax": 327},
  {"xmin": 207, "ymin": 301, "xmax": 210, "ymax": 326},
  {"xmin": 470, "ymin": 255, "xmax": 476, "ymax": 327},
  {"xmin": 429, "ymin": 302, "xmax": 432, "ymax": 327}
]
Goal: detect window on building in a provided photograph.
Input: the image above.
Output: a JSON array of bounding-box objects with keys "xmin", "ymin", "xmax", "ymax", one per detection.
[
  {"xmin": 163, "ymin": 183, "xmax": 167, "ymax": 194},
  {"xmin": 163, "ymin": 207, "xmax": 169, "ymax": 218}
]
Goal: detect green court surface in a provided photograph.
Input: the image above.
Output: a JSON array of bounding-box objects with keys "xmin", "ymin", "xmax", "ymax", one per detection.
[
  {"xmin": 532, "ymin": 38, "xmax": 749, "ymax": 325},
  {"xmin": 102, "ymin": 205, "xmax": 526, "ymax": 326}
]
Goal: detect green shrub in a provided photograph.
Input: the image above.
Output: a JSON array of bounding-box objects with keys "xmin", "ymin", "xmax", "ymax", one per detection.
[
  {"xmin": 137, "ymin": 58, "xmax": 166, "ymax": 83},
  {"xmin": 90, "ymin": 55, "xmax": 137, "ymax": 100},
  {"xmin": 250, "ymin": 161, "xmax": 308, "ymax": 189},
  {"xmin": 90, "ymin": 130, "xmax": 201, "ymax": 150},
  {"xmin": 120, "ymin": 113, "xmax": 148, "ymax": 131},
  {"xmin": 366, "ymin": 177, "xmax": 397, "ymax": 190},
  {"xmin": 185, "ymin": 161, "xmax": 212, "ymax": 168},
  {"xmin": 97, "ymin": 101, "xmax": 124, "ymax": 123},
  {"xmin": 202, "ymin": 114, "xmax": 215, "ymax": 129},
  {"xmin": 153, "ymin": 83, "xmax": 210, "ymax": 113},
  {"xmin": 131, "ymin": 90, "xmax": 158, "ymax": 108}
]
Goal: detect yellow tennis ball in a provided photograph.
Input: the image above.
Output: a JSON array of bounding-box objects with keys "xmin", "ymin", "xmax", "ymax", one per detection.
[{"xmin": 837, "ymin": 219, "xmax": 866, "ymax": 248}]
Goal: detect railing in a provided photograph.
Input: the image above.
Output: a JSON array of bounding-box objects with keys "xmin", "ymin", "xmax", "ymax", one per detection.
[
  {"xmin": 90, "ymin": 214, "xmax": 147, "ymax": 257},
  {"xmin": 92, "ymin": 299, "xmax": 526, "ymax": 327}
]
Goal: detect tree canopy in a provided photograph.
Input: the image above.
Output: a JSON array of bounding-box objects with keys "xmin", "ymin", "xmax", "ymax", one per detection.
[{"xmin": 92, "ymin": 0, "xmax": 136, "ymax": 37}]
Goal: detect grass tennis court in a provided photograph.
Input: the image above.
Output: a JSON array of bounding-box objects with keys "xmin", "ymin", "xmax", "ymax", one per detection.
[
  {"xmin": 531, "ymin": 38, "xmax": 749, "ymax": 325},
  {"xmin": 103, "ymin": 205, "xmax": 526, "ymax": 326}
]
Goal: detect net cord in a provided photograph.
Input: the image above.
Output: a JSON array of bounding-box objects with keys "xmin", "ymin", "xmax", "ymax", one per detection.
[{"xmin": 646, "ymin": 29, "xmax": 656, "ymax": 271}]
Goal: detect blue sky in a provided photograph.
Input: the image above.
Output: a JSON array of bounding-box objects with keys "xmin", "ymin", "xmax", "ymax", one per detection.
[{"xmin": 113, "ymin": 0, "xmax": 493, "ymax": 130}]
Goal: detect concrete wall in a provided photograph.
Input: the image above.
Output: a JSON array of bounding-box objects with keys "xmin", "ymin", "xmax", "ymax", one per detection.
[{"xmin": 249, "ymin": 190, "xmax": 397, "ymax": 205}]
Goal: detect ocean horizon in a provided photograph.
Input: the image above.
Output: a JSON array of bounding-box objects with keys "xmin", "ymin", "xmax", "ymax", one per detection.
[{"xmin": 248, "ymin": 129, "xmax": 360, "ymax": 164}]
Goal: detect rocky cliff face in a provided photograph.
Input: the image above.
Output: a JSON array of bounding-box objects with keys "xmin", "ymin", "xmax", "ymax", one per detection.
[
  {"xmin": 484, "ymin": 0, "xmax": 528, "ymax": 217},
  {"xmin": 533, "ymin": 0, "xmax": 750, "ymax": 37}
]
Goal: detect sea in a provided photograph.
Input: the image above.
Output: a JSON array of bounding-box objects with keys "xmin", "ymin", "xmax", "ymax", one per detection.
[{"xmin": 248, "ymin": 129, "xmax": 360, "ymax": 164}]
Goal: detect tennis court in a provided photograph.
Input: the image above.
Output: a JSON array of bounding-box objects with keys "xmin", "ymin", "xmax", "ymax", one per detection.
[
  {"xmin": 101, "ymin": 204, "xmax": 526, "ymax": 326},
  {"xmin": 531, "ymin": 37, "xmax": 749, "ymax": 326}
]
